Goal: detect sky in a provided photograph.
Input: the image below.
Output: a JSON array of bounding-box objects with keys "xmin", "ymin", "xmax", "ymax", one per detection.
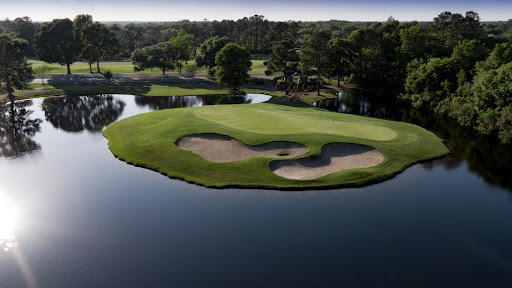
[{"xmin": 1, "ymin": 0, "xmax": 511, "ymax": 22}]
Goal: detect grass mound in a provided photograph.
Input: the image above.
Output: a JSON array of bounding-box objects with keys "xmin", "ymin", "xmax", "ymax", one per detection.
[{"xmin": 103, "ymin": 102, "xmax": 449, "ymax": 189}]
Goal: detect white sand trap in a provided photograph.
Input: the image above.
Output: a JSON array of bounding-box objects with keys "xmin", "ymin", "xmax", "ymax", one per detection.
[
  {"xmin": 270, "ymin": 143, "xmax": 384, "ymax": 180},
  {"xmin": 176, "ymin": 134, "xmax": 309, "ymax": 163}
]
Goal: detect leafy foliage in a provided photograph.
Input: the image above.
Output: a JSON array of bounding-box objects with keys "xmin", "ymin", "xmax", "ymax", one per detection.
[
  {"xmin": 131, "ymin": 42, "xmax": 176, "ymax": 74},
  {"xmin": 195, "ymin": 36, "xmax": 231, "ymax": 76},
  {"xmin": 215, "ymin": 43, "xmax": 252, "ymax": 90},
  {"xmin": 34, "ymin": 18, "xmax": 79, "ymax": 74},
  {"xmin": 0, "ymin": 33, "xmax": 33, "ymax": 101}
]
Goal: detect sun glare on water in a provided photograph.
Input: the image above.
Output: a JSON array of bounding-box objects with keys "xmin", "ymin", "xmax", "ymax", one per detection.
[{"xmin": 0, "ymin": 194, "xmax": 19, "ymax": 251}]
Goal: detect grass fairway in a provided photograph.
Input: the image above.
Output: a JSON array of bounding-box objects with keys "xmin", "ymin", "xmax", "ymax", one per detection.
[
  {"xmin": 29, "ymin": 59, "xmax": 269, "ymax": 76},
  {"xmin": 103, "ymin": 101, "xmax": 450, "ymax": 190}
]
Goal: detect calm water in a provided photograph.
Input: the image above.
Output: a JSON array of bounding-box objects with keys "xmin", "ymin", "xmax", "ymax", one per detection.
[{"xmin": 1, "ymin": 93, "xmax": 511, "ymax": 288}]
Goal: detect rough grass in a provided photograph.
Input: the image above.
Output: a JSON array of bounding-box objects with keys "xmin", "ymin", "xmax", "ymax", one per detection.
[{"xmin": 103, "ymin": 102, "xmax": 450, "ymax": 190}]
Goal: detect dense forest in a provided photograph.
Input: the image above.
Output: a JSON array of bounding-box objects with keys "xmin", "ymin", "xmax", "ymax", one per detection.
[{"xmin": 1, "ymin": 13, "xmax": 511, "ymax": 143}]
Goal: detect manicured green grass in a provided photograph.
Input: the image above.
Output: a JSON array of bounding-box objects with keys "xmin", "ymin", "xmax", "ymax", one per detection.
[
  {"xmin": 250, "ymin": 60, "xmax": 268, "ymax": 76},
  {"xmin": 29, "ymin": 59, "xmax": 268, "ymax": 76},
  {"xmin": 29, "ymin": 59, "xmax": 137, "ymax": 74},
  {"xmin": 103, "ymin": 102, "xmax": 450, "ymax": 189}
]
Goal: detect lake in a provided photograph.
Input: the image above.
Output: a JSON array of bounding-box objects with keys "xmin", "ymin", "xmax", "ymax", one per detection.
[{"xmin": 1, "ymin": 93, "xmax": 511, "ymax": 288}]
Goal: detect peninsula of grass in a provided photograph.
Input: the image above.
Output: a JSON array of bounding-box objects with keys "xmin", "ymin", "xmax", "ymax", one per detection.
[{"xmin": 103, "ymin": 101, "xmax": 450, "ymax": 190}]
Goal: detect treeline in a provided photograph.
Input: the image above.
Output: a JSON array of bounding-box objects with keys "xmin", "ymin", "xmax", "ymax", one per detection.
[
  {"xmin": 2, "ymin": 14, "xmax": 512, "ymax": 58},
  {"xmin": 1, "ymin": 12, "xmax": 512, "ymax": 142}
]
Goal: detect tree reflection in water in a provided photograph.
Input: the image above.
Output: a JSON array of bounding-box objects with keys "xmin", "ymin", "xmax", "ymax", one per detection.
[
  {"xmin": 42, "ymin": 95, "xmax": 126, "ymax": 132},
  {"xmin": 316, "ymin": 91, "xmax": 512, "ymax": 192},
  {"xmin": 134, "ymin": 94, "xmax": 252, "ymax": 110},
  {"xmin": 0, "ymin": 100, "xmax": 42, "ymax": 158}
]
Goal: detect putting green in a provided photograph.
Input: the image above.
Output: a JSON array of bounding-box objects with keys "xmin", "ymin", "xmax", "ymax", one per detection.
[
  {"xmin": 194, "ymin": 105, "xmax": 398, "ymax": 141},
  {"xmin": 103, "ymin": 102, "xmax": 449, "ymax": 189}
]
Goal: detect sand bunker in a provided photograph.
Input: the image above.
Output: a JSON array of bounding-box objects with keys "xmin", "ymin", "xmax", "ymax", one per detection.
[
  {"xmin": 270, "ymin": 143, "xmax": 384, "ymax": 180},
  {"xmin": 176, "ymin": 134, "xmax": 309, "ymax": 162}
]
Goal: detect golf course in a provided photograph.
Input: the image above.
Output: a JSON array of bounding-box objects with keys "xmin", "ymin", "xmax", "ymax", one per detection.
[{"xmin": 103, "ymin": 99, "xmax": 450, "ymax": 189}]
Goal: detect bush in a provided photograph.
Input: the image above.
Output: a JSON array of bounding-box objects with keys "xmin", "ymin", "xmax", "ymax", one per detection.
[{"xmin": 183, "ymin": 64, "xmax": 198, "ymax": 77}]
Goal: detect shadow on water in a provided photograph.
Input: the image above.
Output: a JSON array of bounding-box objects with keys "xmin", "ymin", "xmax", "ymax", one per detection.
[
  {"xmin": 0, "ymin": 100, "xmax": 42, "ymax": 158},
  {"xmin": 316, "ymin": 90, "xmax": 512, "ymax": 192},
  {"xmin": 42, "ymin": 95, "xmax": 126, "ymax": 132},
  {"xmin": 134, "ymin": 94, "xmax": 259, "ymax": 110}
]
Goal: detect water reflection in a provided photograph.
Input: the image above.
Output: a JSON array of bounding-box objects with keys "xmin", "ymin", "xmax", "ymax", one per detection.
[
  {"xmin": 314, "ymin": 91, "xmax": 400, "ymax": 120},
  {"xmin": 0, "ymin": 194, "xmax": 19, "ymax": 252},
  {"xmin": 42, "ymin": 95, "xmax": 126, "ymax": 132},
  {"xmin": 316, "ymin": 91, "xmax": 512, "ymax": 191},
  {"xmin": 0, "ymin": 101, "xmax": 42, "ymax": 158},
  {"xmin": 134, "ymin": 94, "xmax": 266, "ymax": 110}
]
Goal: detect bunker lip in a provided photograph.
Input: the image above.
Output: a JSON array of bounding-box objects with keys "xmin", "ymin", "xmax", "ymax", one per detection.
[
  {"xmin": 269, "ymin": 143, "xmax": 384, "ymax": 180},
  {"xmin": 176, "ymin": 133, "xmax": 309, "ymax": 163}
]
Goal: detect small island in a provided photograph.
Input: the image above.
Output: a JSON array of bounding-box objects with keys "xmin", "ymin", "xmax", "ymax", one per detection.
[{"xmin": 103, "ymin": 100, "xmax": 449, "ymax": 189}]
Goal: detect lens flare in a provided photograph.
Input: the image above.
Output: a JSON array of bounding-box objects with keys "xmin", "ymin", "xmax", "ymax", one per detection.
[{"xmin": 0, "ymin": 194, "xmax": 19, "ymax": 251}]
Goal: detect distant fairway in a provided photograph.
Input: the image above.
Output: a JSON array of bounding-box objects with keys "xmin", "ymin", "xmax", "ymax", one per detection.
[
  {"xmin": 29, "ymin": 59, "xmax": 269, "ymax": 76},
  {"xmin": 104, "ymin": 101, "xmax": 449, "ymax": 189}
]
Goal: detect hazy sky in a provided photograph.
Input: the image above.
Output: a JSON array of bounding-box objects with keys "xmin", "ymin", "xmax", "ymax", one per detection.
[{"xmin": 1, "ymin": 0, "xmax": 511, "ymax": 22}]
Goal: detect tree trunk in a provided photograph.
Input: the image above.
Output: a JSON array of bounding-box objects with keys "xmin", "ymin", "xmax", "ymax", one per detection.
[
  {"xmin": 337, "ymin": 75, "xmax": 340, "ymax": 87},
  {"xmin": 284, "ymin": 75, "xmax": 289, "ymax": 96},
  {"xmin": 162, "ymin": 68, "xmax": 166, "ymax": 75},
  {"xmin": 10, "ymin": 99, "xmax": 16, "ymax": 135},
  {"xmin": 317, "ymin": 78, "xmax": 320, "ymax": 96},
  {"xmin": 89, "ymin": 63, "xmax": 92, "ymax": 73},
  {"xmin": 96, "ymin": 59, "xmax": 101, "ymax": 73},
  {"xmin": 6, "ymin": 78, "xmax": 14, "ymax": 104},
  {"xmin": 66, "ymin": 63, "xmax": 71, "ymax": 74}
]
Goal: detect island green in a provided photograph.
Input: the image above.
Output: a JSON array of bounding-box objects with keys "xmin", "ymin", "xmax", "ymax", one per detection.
[{"xmin": 103, "ymin": 101, "xmax": 449, "ymax": 189}]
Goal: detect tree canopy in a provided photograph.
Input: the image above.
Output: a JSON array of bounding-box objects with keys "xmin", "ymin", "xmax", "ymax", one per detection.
[
  {"xmin": 169, "ymin": 29, "xmax": 194, "ymax": 74},
  {"xmin": 131, "ymin": 42, "xmax": 176, "ymax": 74},
  {"xmin": 0, "ymin": 33, "xmax": 32, "ymax": 102},
  {"xmin": 300, "ymin": 31, "xmax": 332, "ymax": 95},
  {"xmin": 215, "ymin": 43, "xmax": 252, "ymax": 90},
  {"xmin": 34, "ymin": 18, "xmax": 79, "ymax": 74},
  {"xmin": 195, "ymin": 36, "xmax": 231, "ymax": 76}
]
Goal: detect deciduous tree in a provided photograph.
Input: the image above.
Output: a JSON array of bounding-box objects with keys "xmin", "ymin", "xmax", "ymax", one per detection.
[
  {"xmin": 169, "ymin": 29, "xmax": 194, "ymax": 74},
  {"xmin": 215, "ymin": 43, "xmax": 252, "ymax": 90},
  {"xmin": 195, "ymin": 36, "xmax": 231, "ymax": 76},
  {"xmin": 34, "ymin": 18, "xmax": 79, "ymax": 74},
  {"xmin": 0, "ymin": 33, "xmax": 33, "ymax": 103}
]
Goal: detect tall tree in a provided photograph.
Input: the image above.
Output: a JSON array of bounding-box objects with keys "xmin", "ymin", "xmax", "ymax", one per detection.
[
  {"xmin": 195, "ymin": 36, "xmax": 231, "ymax": 76},
  {"xmin": 169, "ymin": 29, "xmax": 194, "ymax": 74},
  {"xmin": 300, "ymin": 31, "xmax": 332, "ymax": 95},
  {"xmin": 267, "ymin": 37, "xmax": 299, "ymax": 95},
  {"xmin": 0, "ymin": 33, "xmax": 33, "ymax": 103},
  {"xmin": 34, "ymin": 18, "xmax": 79, "ymax": 74},
  {"xmin": 82, "ymin": 22, "xmax": 119, "ymax": 73},
  {"xmin": 329, "ymin": 37, "xmax": 351, "ymax": 86},
  {"xmin": 215, "ymin": 43, "xmax": 252, "ymax": 90}
]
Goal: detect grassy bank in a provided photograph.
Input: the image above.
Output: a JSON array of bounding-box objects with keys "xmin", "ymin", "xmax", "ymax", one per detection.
[
  {"xmin": 103, "ymin": 102, "xmax": 450, "ymax": 189},
  {"xmin": 1, "ymin": 81, "xmax": 281, "ymax": 101}
]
